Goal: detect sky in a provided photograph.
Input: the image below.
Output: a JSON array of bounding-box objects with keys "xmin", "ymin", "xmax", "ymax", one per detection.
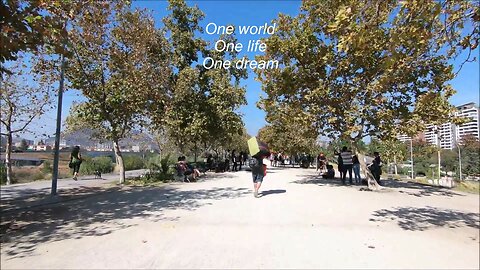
[{"xmin": 16, "ymin": 0, "xmax": 480, "ymax": 141}]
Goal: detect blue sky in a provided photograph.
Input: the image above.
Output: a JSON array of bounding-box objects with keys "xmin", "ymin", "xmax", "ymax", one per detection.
[{"xmin": 20, "ymin": 0, "xmax": 480, "ymax": 141}]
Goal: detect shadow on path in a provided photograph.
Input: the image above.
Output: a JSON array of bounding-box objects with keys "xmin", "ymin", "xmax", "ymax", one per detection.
[
  {"xmin": 370, "ymin": 206, "xmax": 480, "ymax": 231},
  {"xmin": 1, "ymin": 185, "xmax": 250, "ymax": 259},
  {"xmin": 260, "ymin": 189, "xmax": 286, "ymax": 197},
  {"xmin": 292, "ymin": 174, "xmax": 354, "ymax": 187},
  {"xmin": 384, "ymin": 180, "xmax": 466, "ymax": 198},
  {"xmin": 292, "ymin": 174, "xmax": 466, "ymax": 198}
]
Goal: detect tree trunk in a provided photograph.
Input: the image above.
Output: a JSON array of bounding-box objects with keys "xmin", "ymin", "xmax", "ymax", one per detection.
[
  {"xmin": 5, "ymin": 131, "xmax": 13, "ymax": 185},
  {"xmin": 113, "ymin": 140, "xmax": 125, "ymax": 184},
  {"xmin": 194, "ymin": 142, "xmax": 198, "ymax": 163}
]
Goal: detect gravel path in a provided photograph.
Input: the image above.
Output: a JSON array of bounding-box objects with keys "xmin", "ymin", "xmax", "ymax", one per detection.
[{"xmin": 1, "ymin": 167, "xmax": 479, "ymax": 269}]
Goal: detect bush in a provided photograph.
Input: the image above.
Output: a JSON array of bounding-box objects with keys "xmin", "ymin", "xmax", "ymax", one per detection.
[
  {"xmin": 147, "ymin": 154, "xmax": 173, "ymax": 174},
  {"xmin": 80, "ymin": 156, "xmax": 114, "ymax": 175},
  {"xmin": 144, "ymin": 154, "xmax": 174, "ymax": 182},
  {"xmin": 0, "ymin": 163, "xmax": 6, "ymax": 185},
  {"xmin": 123, "ymin": 155, "xmax": 145, "ymax": 171}
]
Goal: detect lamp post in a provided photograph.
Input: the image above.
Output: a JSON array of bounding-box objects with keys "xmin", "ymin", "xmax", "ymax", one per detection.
[
  {"xmin": 51, "ymin": 53, "xmax": 65, "ymax": 196},
  {"xmin": 457, "ymin": 143, "xmax": 462, "ymax": 181},
  {"xmin": 409, "ymin": 138, "xmax": 414, "ymax": 180}
]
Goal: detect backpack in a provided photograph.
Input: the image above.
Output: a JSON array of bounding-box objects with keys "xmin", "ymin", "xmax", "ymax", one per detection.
[{"xmin": 248, "ymin": 158, "xmax": 258, "ymax": 168}]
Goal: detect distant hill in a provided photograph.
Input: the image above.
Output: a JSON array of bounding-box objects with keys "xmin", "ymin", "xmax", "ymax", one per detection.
[{"xmin": 44, "ymin": 129, "xmax": 158, "ymax": 151}]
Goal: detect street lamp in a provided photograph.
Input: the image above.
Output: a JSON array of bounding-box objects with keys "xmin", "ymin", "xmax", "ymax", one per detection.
[
  {"xmin": 410, "ymin": 138, "xmax": 414, "ymax": 180},
  {"xmin": 404, "ymin": 137, "xmax": 414, "ymax": 180},
  {"xmin": 457, "ymin": 142, "xmax": 462, "ymax": 181}
]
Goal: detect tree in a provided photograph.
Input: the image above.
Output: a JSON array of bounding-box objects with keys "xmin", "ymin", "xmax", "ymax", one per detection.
[
  {"xmin": 256, "ymin": 0, "xmax": 479, "ymax": 146},
  {"xmin": 162, "ymin": 0, "xmax": 246, "ymax": 158},
  {"xmin": 0, "ymin": 0, "xmax": 84, "ymax": 74},
  {"xmin": 458, "ymin": 135, "xmax": 480, "ymax": 177},
  {"xmin": 0, "ymin": 54, "xmax": 52, "ymax": 184},
  {"xmin": 368, "ymin": 138, "xmax": 407, "ymax": 175},
  {"xmin": 65, "ymin": 3, "xmax": 171, "ymax": 183},
  {"xmin": 411, "ymin": 139, "xmax": 438, "ymax": 176},
  {"xmin": 18, "ymin": 139, "xmax": 28, "ymax": 151}
]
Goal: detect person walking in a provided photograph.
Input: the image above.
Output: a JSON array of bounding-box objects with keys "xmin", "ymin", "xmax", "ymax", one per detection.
[
  {"xmin": 232, "ymin": 150, "xmax": 238, "ymax": 172},
  {"xmin": 250, "ymin": 153, "xmax": 267, "ymax": 198},
  {"xmin": 352, "ymin": 154, "xmax": 361, "ymax": 185},
  {"xmin": 70, "ymin": 146, "xmax": 83, "ymax": 181},
  {"xmin": 340, "ymin": 146, "xmax": 353, "ymax": 185},
  {"xmin": 238, "ymin": 151, "xmax": 244, "ymax": 171}
]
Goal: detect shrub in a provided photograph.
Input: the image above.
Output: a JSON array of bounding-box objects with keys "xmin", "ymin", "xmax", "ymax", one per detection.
[
  {"xmin": 144, "ymin": 154, "xmax": 174, "ymax": 182},
  {"xmin": 147, "ymin": 154, "xmax": 173, "ymax": 174},
  {"xmin": 0, "ymin": 163, "xmax": 6, "ymax": 185},
  {"xmin": 80, "ymin": 156, "xmax": 114, "ymax": 175},
  {"xmin": 123, "ymin": 155, "xmax": 145, "ymax": 171}
]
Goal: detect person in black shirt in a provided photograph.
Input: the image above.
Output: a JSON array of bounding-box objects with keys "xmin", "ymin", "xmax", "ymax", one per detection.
[{"xmin": 371, "ymin": 152, "xmax": 383, "ymax": 185}]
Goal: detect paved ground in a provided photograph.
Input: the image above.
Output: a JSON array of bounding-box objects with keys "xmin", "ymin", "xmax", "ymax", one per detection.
[
  {"xmin": 1, "ymin": 166, "xmax": 479, "ymax": 269},
  {"xmin": 0, "ymin": 169, "xmax": 147, "ymax": 212}
]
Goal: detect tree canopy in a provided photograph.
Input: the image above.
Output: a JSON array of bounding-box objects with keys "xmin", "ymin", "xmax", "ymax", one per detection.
[{"xmin": 256, "ymin": 0, "xmax": 479, "ymax": 146}]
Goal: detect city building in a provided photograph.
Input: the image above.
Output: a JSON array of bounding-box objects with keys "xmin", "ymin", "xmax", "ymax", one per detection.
[
  {"xmin": 396, "ymin": 132, "xmax": 425, "ymax": 143},
  {"xmin": 455, "ymin": 102, "xmax": 480, "ymax": 142},
  {"xmin": 422, "ymin": 102, "xmax": 479, "ymax": 149},
  {"xmin": 396, "ymin": 134, "xmax": 412, "ymax": 143},
  {"xmin": 424, "ymin": 123, "xmax": 456, "ymax": 149}
]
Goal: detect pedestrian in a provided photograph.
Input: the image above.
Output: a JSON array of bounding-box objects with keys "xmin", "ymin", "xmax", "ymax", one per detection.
[
  {"xmin": 242, "ymin": 151, "xmax": 248, "ymax": 165},
  {"xmin": 340, "ymin": 146, "xmax": 353, "ymax": 185},
  {"xmin": 238, "ymin": 151, "xmax": 243, "ymax": 171},
  {"xmin": 249, "ymin": 153, "xmax": 268, "ymax": 198},
  {"xmin": 69, "ymin": 146, "xmax": 83, "ymax": 181},
  {"xmin": 371, "ymin": 151, "xmax": 383, "ymax": 185},
  {"xmin": 317, "ymin": 153, "xmax": 327, "ymax": 173},
  {"xmin": 352, "ymin": 154, "xmax": 361, "ymax": 185},
  {"xmin": 337, "ymin": 151, "xmax": 343, "ymax": 180},
  {"xmin": 232, "ymin": 149, "xmax": 238, "ymax": 172}
]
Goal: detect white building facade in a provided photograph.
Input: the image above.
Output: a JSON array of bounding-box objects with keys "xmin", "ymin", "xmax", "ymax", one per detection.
[{"xmin": 423, "ymin": 103, "xmax": 479, "ymax": 149}]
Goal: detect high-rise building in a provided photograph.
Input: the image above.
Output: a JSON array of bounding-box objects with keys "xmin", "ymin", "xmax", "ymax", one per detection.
[
  {"xmin": 399, "ymin": 102, "xmax": 479, "ymax": 149},
  {"xmin": 424, "ymin": 123, "xmax": 455, "ymax": 149},
  {"xmin": 455, "ymin": 102, "xmax": 480, "ymax": 143},
  {"xmin": 396, "ymin": 134, "xmax": 411, "ymax": 143}
]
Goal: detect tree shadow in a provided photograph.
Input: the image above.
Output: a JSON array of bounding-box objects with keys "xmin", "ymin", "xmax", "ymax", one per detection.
[
  {"xmin": 267, "ymin": 166, "xmax": 303, "ymax": 171},
  {"xmin": 0, "ymin": 185, "xmax": 251, "ymax": 259},
  {"xmin": 292, "ymin": 174, "xmax": 356, "ymax": 188},
  {"xmin": 260, "ymin": 189, "xmax": 286, "ymax": 197},
  {"xmin": 292, "ymin": 174, "xmax": 467, "ymax": 197},
  {"xmin": 370, "ymin": 206, "xmax": 480, "ymax": 231},
  {"xmin": 384, "ymin": 180, "xmax": 466, "ymax": 198}
]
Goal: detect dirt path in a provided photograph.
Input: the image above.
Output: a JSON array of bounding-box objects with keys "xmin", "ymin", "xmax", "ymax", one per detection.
[{"xmin": 1, "ymin": 167, "xmax": 479, "ymax": 269}]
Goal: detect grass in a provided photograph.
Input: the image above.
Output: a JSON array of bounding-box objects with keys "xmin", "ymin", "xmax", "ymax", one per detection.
[
  {"xmin": 454, "ymin": 181, "xmax": 480, "ymax": 195},
  {"xmin": 9, "ymin": 165, "xmax": 72, "ymax": 184},
  {"xmin": 124, "ymin": 177, "xmax": 168, "ymax": 187}
]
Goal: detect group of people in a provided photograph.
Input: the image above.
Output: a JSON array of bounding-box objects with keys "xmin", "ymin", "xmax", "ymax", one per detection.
[
  {"xmin": 337, "ymin": 146, "xmax": 361, "ymax": 185},
  {"xmin": 205, "ymin": 150, "xmax": 249, "ymax": 173},
  {"xmin": 176, "ymin": 156, "xmax": 202, "ymax": 181},
  {"xmin": 337, "ymin": 147, "xmax": 383, "ymax": 185},
  {"xmin": 268, "ymin": 152, "xmax": 314, "ymax": 167}
]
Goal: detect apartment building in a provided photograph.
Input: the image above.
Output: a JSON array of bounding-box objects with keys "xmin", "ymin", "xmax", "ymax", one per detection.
[
  {"xmin": 398, "ymin": 102, "xmax": 479, "ymax": 149},
  {"xmin": 424, "ymin": 122, "xmax": 456, "ymax": 149},
  {"xmin": 455, "ymin": 102, "xmax": 480, "ymax": 142}
]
